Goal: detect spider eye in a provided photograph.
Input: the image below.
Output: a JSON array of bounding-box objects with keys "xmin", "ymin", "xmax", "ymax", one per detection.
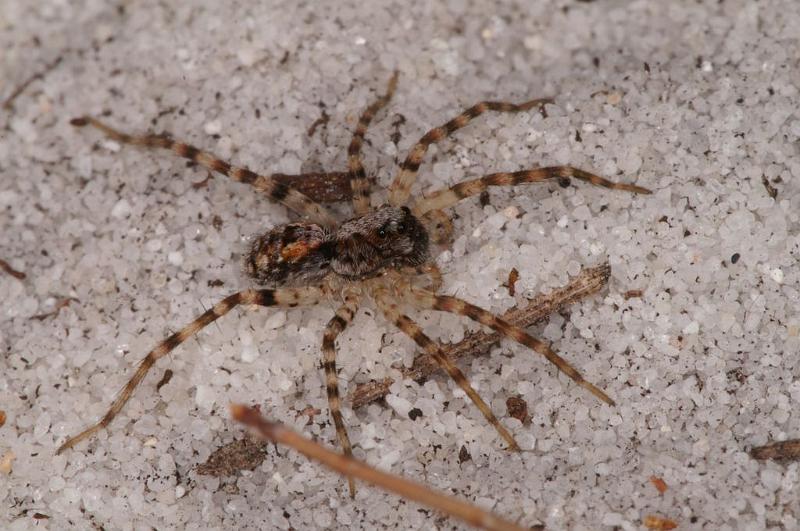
[
  {"xmin": 377, "ymin": 228, "xmax": 388, "ymax": 239},
  {"xmin": 396, "ymin": 223, "xmax": 406, "ymax": 234}
]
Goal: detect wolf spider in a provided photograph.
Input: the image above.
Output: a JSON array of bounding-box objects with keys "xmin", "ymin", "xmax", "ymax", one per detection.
[{"xmin": 57, "ymin": 72, "xmax": 650, "ymax": 497}]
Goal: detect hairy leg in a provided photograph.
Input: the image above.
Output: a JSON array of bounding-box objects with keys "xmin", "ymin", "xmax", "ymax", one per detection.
[
  {"xmin": 388, "ymin": 98, "xmax": 552, "ymax": 206},
  {"xmin": 412, "ymin": 166, "xmax": 651, "ymax": 215},
  {"xmin": 321, "ymin": 290, "xmax": 361, "ymax": 497},
  {"xmin": 405, "ymin": 287, "xmax": 614, "ymax": 405},
  {"xmin": 70, "ymin": 117, "xmax": 336, "ymax": 227},
  {"xmin": 57, "ymin": 286, "xmax": 326, "ymax": 454},
  {"xmin": 348, "ymin": 71, "xmax": 399, "ymax": 214},
  {"xmin": 373, "ymin": 290, "xmax": 520, "ymax": 451}
]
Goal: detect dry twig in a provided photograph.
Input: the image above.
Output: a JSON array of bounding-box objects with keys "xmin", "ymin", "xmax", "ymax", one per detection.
[
  {"xmin": 196, "ymin": 436, "xmax": 269, "ymax": 477},
  {"xmin": 506, "ymin": 267, "xmax": 520, "ymax": 296},
  {"xmin": 230, "ymin": 404, "xmax": 534, "ymax": 531},
  {"xmin": 3, "ymin": 56, "xmax": 64, "ymax": 111},
  {"xmin": 349, "ymin": 263, "xmax": 611, "ymax": 408},
  {"xmin": 0, "ymin": 259, "xmax": 26, "ymax": 280},
  {"xmin": 30, "ymin": 297, "xmax": 77, "ymax": 321},
  {"xmin": 750, "ymin": 439, "xmax": 800, "ymax": 461}
]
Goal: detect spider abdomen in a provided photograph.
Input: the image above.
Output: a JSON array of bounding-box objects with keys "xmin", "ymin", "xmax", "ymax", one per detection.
[{"xmin": 245, "ymin": 222, "xmax": 335, "ymax": 285}]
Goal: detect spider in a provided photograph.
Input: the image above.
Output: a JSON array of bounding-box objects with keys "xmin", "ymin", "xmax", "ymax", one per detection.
[{"xmin": 57, "ymin": 72, "xmax": 650, "ymax": 497}]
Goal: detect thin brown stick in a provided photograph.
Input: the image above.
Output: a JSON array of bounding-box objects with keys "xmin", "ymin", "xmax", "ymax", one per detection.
[
  {"xmin": 230, "ymin": 404, "xmax": 534, "ymax": 531},
  {"xmin": 3, "ymin": 56, "xmax": 64, "ymax": 111},
  {"xmin": 349, "ymin": 263, "xmax": 610, "ymax": 408},
  {"xmin": 0, "ymin": 259, "xmax": 26, "ymax": 280},
  {"xmin": 30, "ymin": 297, "xmax": 77, "ymax": 321}
]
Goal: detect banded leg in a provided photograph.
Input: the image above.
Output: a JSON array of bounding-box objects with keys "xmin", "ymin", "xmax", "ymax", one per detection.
[
  {"xmin": 70, "ymin": 117, "xmax": 336, "ymax": 227},
  {"xmin": 412, "ymin": 166, "xmax": 652, "ymax": 216},
  {"xmin": 373, "ymin": 292, "xmax": 520, "ymax": 451},
  {"xmin": 57, "ymin": 286, "xmax": 326, "ymax": 454},
  {"xmin": 348, "ymin": 71, "xmax": 399, "ymax": 214},
  {"xmin": 321, "ymin": 290, "xmax": 361, "ymax": 497},
  {"xmin": 405, "ymin": 288, "xmax": 614, "ymax": 405},
  {"xmin": 387, "ymin": 98, "xmax": 553, "ymax": 206}
]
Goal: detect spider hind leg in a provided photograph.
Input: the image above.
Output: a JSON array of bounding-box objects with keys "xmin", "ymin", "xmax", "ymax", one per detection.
[
  {"xmin": 57, "ymin": 286, "xmax": 326, "ymax": 454},
  {"xmin": 321, "ymin": 290, "xmax": 361, "ymax": 497},
  {"xmin": 406, "ymin": 288, "xmax": 615, "ymax": 405},
  {"xmin": 373, "ymin": 290, "xmax": 521, "ymax": 452}
]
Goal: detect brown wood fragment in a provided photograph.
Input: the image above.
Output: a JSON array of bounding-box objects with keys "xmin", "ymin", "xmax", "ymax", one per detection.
[
  {"xmin": 649, "ymin": 475, "xmax": 668, "ymax": 494},
  {"xmin": 750, "ymin": 439, "xmax": 800, "ymax": 461},
  {"xmin": 30, "ymin": 297, "xmax": 77, "ymax": 321},
  {"xmin": 155, "ymin": 369, "xmax": 173, "ymax": 391},
  {"xmin": 643, "ymin": 515, "xmax": 678, "ymax": 530},
  {"xmin": 624, "ymin": 289, "xmax": 643, "ymax": 300},
  {"xmin": 761, "ymin": 174, "xmax": 778, "ymax": 199},
  {"xmin": 191, "ymin": 174, "xmax": 213, "ymax": 189},
  {"xmin": 307, "ymin": 109, "xmax": 330, "ymax": 137},
  {"xmin": 0, "ymin": 259, "xmax": 26, "ymax": 280},
  {"xmin": 196, "ymin": 436, "xmax": 269, "ymax": 477},
  {"xmin": 32, "ymin": 513, "xmax": 50, "ymax": 520},
  {"xmin": 0, "ymin": 450, "xmax": 15, "ymax": 474},
  {"xmin": 506, "ymin": 268, "xmax": 519, "ymax": 297},
  {"xmin": 505, "ymin": 396, "xmax": 529, "ymax": 424},
  {"xmin": 0, "ymin": 410, "xmax": 6, "ymax": 428},
  {"xmin": 458, "ymin": 445, "xmax": 471, "ymax": 464},
  {"xmin": 349, "ymin": 263, "xmax": 611, "ymax": 408}
]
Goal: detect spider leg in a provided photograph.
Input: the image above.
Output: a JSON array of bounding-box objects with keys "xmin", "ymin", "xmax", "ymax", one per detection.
[
  {"xmin": 412, "ymin": 167, "xmax": 651, "ymax": 215},
  {"xmin": 321, "ymin": 289, "xmax": 361, "ymax": 497},
  {"xmin": 348, "ymin": 71, "xmax": 399, "ymax": 214},
  {"xmin": 405, "ymin": 288, "xmax": 614, "ymax": 405},
  {"xmin": 373, "ymin": 291, "xmax": 520, "ymax": 451},
  {"xmin": 70, "ymin": 117, "xmax": 336, "ymax": 227},
  {"xmin": 57, "ymin": 286, "xmax": 326, "ymax": 454},
  {"xmin": 387, "ymin": 98, "xmax": 553, "ymax": 206}
]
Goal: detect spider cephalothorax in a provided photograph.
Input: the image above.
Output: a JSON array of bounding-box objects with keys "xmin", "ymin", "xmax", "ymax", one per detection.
[
  {"xmin": 332, "ymin": 205, "xmax": 430, "ymax": 279},
  {"xmin": 60, "ymin": 72, "xmax": 650, "ymax": 499},
  {"xmin": 246, "ymin": 205, "xmax": 429, "ymax": 285}
]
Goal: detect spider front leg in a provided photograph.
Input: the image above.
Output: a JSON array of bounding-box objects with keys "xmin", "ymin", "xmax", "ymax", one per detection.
[
  {"xmin": 405, "ymin": 288, "xmax": 614, "ymax": 405},
  {"xmin": 412, "ymin": 167, "xmax": 651, "ymax": 215},
  {"xmin": 387, "ymin": 97, "xmax": 552, "ymax": 206},
  {"xmin": 321, "ymin": 289, "xmax": 361, "ymax": 498},
  {"xmin": 57, "ymin": 286, "xmax": 326, "ymax": 454},
  {"xmin": 348, "ymin": 71, "xmax": 398, "ymax": 214},
  {"xmin": 70, "ymin": 116, "xmax": 336, "ymax": 227},
  {"xmin": 373, "ymin": 291, "xmax": 520, "ymax": 452}
]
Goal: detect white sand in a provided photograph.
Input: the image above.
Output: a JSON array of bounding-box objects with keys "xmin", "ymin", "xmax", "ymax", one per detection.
[{"xmin": 2, "ymin": 0, "xmax": 799, "ymax": 529}]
